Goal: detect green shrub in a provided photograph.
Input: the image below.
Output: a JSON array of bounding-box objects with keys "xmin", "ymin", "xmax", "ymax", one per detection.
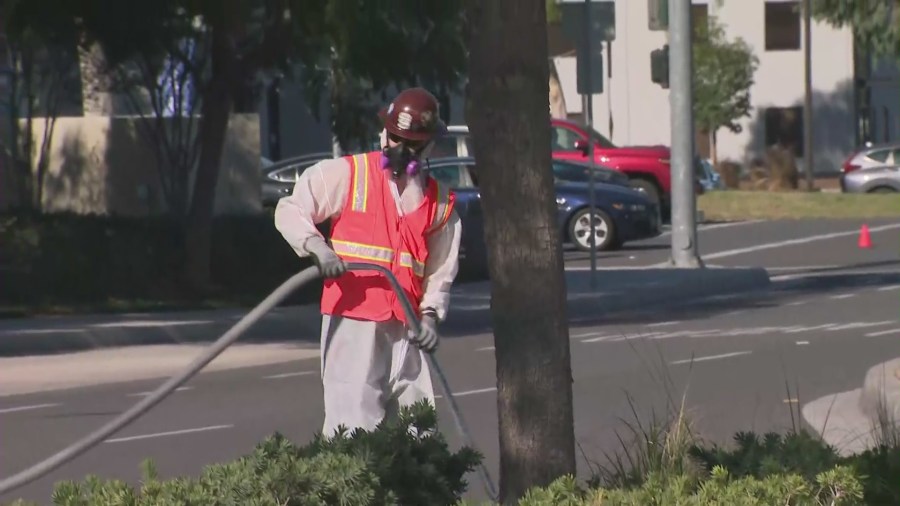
[
  {"xmin": 0, "ymin": 211, "xmax": 322, "ymax": 313},
  {"xmin": 6, "ymin": 401, "xmax": 481, "ymax": 506},
  {"xmin": 517, "ymin": 466, "xmax": 865, "ymax": 505}
]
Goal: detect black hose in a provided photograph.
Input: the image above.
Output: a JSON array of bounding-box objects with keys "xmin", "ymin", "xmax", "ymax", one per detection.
[{"xmin": 0, "ymin": 263, "xmax": 498, "ymax": 502}]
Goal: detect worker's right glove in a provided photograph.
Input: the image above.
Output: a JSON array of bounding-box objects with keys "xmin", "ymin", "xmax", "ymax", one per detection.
[
  {"xmin": 413, "ymin": 312, "xmax": 440, "ymax": 353},
  {"xmin": 305, "ymin": 236, "xmax": 346, "ymax": 278}
]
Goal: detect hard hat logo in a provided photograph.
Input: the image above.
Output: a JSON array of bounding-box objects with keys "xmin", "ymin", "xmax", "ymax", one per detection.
[{"xmin": 397, "ymin": 111, "xmax": 413, "ymax": 131}]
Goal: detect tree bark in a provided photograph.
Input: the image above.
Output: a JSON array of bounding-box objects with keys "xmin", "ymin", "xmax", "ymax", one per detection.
[
  {"xmin": 463, "ymin": 1, "xmax": 576, "ymax": 503},
  {"xmin": 184, "ymin": 26, "xmax": 234, "ymax": 291}
]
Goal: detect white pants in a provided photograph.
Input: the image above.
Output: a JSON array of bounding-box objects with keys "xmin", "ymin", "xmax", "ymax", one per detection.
[{"xmin": 319, "ymin": 314, "xmax": 435, "ymax": 437}]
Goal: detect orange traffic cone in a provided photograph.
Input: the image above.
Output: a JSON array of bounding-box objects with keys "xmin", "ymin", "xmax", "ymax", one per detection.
[{"xmin": 858, "ymin": 224, "xmax": 872, "ymax": 248}]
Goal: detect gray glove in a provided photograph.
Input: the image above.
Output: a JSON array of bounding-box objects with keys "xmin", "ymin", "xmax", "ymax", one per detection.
[
  {"xmin": 413, "ymin": 311, "xmax": 440, "ymax": 353},
  {"xmin": 305, "ymin": 236, "xmax": 346, "ymax": 278}
]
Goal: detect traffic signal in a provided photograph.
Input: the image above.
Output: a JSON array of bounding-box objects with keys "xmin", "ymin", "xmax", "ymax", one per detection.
[{"xmin": 650, "ymin": 44, "xmax": 669, "ymax": 89}]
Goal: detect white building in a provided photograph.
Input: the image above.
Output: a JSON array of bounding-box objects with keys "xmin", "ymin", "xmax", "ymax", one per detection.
[{"xmin": 552, "ymin": 0, "xmax": 900, "ymax": 174}]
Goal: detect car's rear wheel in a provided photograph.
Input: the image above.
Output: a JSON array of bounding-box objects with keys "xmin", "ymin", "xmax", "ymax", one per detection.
[
  {"xmin": 568, "ymin": 207, "xmax": 616, "ymax": 252},
  {"xmin": 868, "ymin": 186, "xmax": 897, "ymax": 193}
]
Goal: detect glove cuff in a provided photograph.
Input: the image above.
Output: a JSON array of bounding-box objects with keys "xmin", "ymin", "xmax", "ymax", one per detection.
[{"xmin": 421, "ymin": 307, "xmax": 439, "ymax": 322}]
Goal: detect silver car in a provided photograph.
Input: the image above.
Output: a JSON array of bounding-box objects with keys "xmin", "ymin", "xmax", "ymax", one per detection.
[{"xmin": 840, "ymin": 142, "xmax": 900, "ymax": 193}]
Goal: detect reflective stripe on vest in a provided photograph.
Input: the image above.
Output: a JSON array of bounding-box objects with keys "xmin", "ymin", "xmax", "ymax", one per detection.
[
  {"xmin": 350, "ymin": 153, "xmax": 369, "ymax": 212},
  {"xmin": 331, "ymin": 239, "xmax": 425, "ymax": 278},
  {"xmin": 428, "ymin": 179, "xmax": 453, "ymax": 233}
]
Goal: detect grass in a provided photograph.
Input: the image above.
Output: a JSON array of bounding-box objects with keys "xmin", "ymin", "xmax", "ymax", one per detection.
[{"xmin": 697, "ymin": 190, "xmax": 900, "ymax": 221}]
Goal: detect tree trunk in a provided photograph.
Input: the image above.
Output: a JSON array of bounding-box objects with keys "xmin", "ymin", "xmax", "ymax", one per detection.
[
  {"xmin": 709, "ymin": 129, "xmax": 717, "ymax": 166},
  {"xmin": 463, "ymin": 1, "xmax": 576, "ymax": 503},
  {"xmin": 184, "ymin": 27, "xmax": 234, "ymax": 291}
]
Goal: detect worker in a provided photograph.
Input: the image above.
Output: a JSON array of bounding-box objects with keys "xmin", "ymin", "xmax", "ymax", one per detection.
[{"xmin": 273, "ymin": 87, "xmax": 462, "ymax": 437}]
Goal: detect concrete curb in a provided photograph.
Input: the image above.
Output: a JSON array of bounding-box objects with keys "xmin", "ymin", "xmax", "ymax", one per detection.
[
  {"xmin": 0, "ymin": 266, "xmax": 771, "ymax": 358},
  {"xmin": 860, "ymin": 358, "xmax": 900, "ymax": 429},
  {"xmin": 802, "ymin": 358, "xmax": 900, "ymax": 457}
]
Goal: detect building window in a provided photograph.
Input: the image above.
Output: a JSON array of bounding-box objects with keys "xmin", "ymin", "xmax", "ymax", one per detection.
[
  {"xmin": 765, "ymin": 1, "xmax": 800, "ymax": 51},
  {"xmin": 764, "ymin": 106, "xmax": 804, "ymax": 156}
]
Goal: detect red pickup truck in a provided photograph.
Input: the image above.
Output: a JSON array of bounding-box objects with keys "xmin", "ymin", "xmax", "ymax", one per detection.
[{"xmin": 550, "ymin": 118, "xmax": 674, "ymax": 209}]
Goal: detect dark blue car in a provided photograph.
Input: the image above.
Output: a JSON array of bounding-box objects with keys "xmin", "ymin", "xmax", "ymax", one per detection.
[{"xmin": 425, "ymin": 157, "xmax": 662, "ymax": 273}]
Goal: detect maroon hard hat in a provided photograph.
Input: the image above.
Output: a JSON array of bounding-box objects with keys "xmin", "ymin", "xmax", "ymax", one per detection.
[{"xmin": 378, "ymin": 87, "xmax": 447, "ymax": 142}]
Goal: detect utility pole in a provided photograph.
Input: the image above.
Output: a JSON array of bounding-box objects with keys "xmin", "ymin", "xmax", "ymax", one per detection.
[
  {"xmin": 667, "ymin": 0, "xmax": 702, "ymax": 268},
  {"xmin": 803, "ymin": 0, "xmax": 814, "ymax": 191}
]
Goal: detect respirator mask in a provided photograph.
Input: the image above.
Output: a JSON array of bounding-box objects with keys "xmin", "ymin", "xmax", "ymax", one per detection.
[{"xmin": 380, "ymin": 131, "xmax": 433, "ymax": 179}]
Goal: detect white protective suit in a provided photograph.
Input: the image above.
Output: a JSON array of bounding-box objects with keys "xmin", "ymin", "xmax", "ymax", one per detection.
[{"xmin": 273, "ymin": 148, "xmax": 462, "ymax": 437}]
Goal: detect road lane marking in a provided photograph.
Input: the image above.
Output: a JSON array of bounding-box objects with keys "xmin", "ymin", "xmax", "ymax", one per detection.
[
  {"xmin": 477, "ymin": 346, "xmax": 495, "ymax": 352},
  {"xmin": 826, "ymin": 321, "xmax": 895, "ymax": 331},
  {"xmin": 878, "ymin": 285, "xmax": 900, "ymax": 292},
  {"xmin": 582, "ymin": 335, "xmax": 616, "ymax": 343},
  {"xmin": 128, "ymin": 387, "xmax": 193, "ymax": 397},
  {"xmin": 866, "ymin": 328, "xmax": 900, "ymax": 337},
  {"xmin": 796, "ymin": 341, "xmax": 810, "ymax": 345},
  {"xmin": 648, "ymin": 321, "xmax": 681, "ymax": 327},
  {"xmin": 670, "ymin": 351, "xmax": 752, "ymax": 365},
  {"xmin": 660, "ymin": 223, "xmax": 900, "ymax": 264},
  {"xmin": 830, "ymin": 293, "xmax": 857, "ymax": 300},
  {"xmin": 787, "ymin": 300, "xmax": 807, "ymax": 306},
  {"xmin": 0, "ymin": 403, "xmax": 61, "ymax": 414},
  {"xmin": 104, "ymin": 424, "xmax": 234, "ymax": 443},
  {"xmin": 264, "ymin": 371, "xmax": 316, "ymax": 379},
  {"xmin": 572, "ymin": 331, "xmax": 604, "ymax": 338},
  {"xmin": 436, "ymin": 387, "xmax": 496, "ymax": 399}
]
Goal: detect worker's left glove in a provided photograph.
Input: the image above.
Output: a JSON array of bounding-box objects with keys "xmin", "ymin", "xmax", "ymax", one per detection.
[{"xmin": 414, "ymin": 311, "xmax": 440, "ymax": 353}]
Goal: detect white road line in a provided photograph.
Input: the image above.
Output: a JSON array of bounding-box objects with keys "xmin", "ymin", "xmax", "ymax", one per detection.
[
  {"xmin": 664, "ymin": 223, "xmax": 900, "ymax": 264},
  {"xmin": 878, "ymin": 285, "xmax": 900, "ymax": 292},
  {"xmin": 830, "ymin": 293, "xmax": 858, "ymax": 300},
  {"xmin": 647, "ymin": 321, "xmax": 681, "ymax": 327},
  {"xmin": 0, "ymin": 403, "xmax": 61, "ymax": 414},
  {"xmin": 105, "ymin": 424, "xmax": 234, "ymax": 443},
  {"xmin": 128, "ymin": 387, "xmax": 193, "ymax": 397},
  {"xmin": 582, "ymin": 335, "xmax": 615, "ymax": 343},
  {"xmin": 264, "ymin": 371, "xmax": 316, "ymax": 380},
  {"xmin": 866, "ymin": 328, "xmax": 900, "ymax": 337},
  {"xmin": 787, "ymin": 300, "xmax": 807, "ymax": 306},
  {"xmin": 670, "ymin": 351, "xmax": 752, "ymax": 365},
  {"xmin": 796, "ymin": 341, "xmax": 810, "ymax": 345},
  {"xmin": 436, "ymin": 387, "xmax": 496, "ymax": 399},
  {"xmin": 477, "ymin": 346, "xmax": 495, "ymax": 352},
  {"xmin": 784, "ymin": 324, "xmax": 838, "ymax": 333},
  {"xmin": 722, "ymin": 310, "xmax": 746, "ymax": 317},
  {"xmin": 826, "ymin": 321, "xmax": 895, "ymax": 331},
  {"xmin": 571, "ymin": 331, "xmax": 603, "ymax": 338}
]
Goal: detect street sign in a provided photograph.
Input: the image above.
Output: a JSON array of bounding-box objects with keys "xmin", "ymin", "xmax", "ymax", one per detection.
[
  {"xmin": 560, "ymin": 0, "xmax": 615, "ymax": 95},
  {"xmin": 560, "ymin": 0, "xmax": 616, "ymax": 42}
]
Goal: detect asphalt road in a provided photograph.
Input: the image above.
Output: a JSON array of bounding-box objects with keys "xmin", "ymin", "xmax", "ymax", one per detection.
[{"xmin": 2, "ymin": 218, "xmax": 900, "ymax": 504}]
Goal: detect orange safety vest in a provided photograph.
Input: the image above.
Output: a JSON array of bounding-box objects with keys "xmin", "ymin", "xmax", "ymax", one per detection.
[{"xmin": 320, "ymin": 150, "xmax": 456, "ymax": 324}]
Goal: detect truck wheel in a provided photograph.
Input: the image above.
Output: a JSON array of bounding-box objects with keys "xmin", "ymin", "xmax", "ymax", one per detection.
[{"xmin": 629, "ymin": 178, "xmax": 660, "ymax": 204}]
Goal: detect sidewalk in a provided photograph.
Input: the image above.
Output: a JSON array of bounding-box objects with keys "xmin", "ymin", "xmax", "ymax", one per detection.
[{"xmin": 0, "ymin": 266, "xmax": 771, "ymax": 357}]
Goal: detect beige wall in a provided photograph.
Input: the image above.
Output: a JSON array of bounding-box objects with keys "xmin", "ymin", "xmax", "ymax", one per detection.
[{"xmin": 3, "ymin": 113, "xmax": 262, "ymax": 216}]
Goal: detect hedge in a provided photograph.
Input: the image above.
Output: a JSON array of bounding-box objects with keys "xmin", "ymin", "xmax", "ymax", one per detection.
[
  {"xmin": 0, "ymin": 211, "xmax": 323, "ymax": 315},
  {"xmin": 4, "ymin": 403, "xmax": 899, "ymax": 505}
]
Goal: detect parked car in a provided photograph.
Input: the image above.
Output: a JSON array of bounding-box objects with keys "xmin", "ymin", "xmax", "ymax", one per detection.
[
  {"xmin": 697, "ymin": 158, "xmax": 725, "ymax": 191},
  {"xmin": 425, "ymin": 157, "xmax": 661, "ymax": 273},
  {"xmin": 839, "ymin": 142, "xmax": 900, "ymax": 193},
  {"xmin": 549, "ymin": 158, "xmax": 635, "ymax": 188},
  {"xmin": 261, "ymin": 152, "xmax": 332, "ymax": 207},
  {"xmin": 429, "ymin": 121, "xmax": 706, "ymax": 215},
  {"xmin": 840, "ymin": 165, "xmax": 900, "ymax": 193},
  {"xmin": 840, "ymin": 141, "xmax": 900, "ymax": 174}
]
